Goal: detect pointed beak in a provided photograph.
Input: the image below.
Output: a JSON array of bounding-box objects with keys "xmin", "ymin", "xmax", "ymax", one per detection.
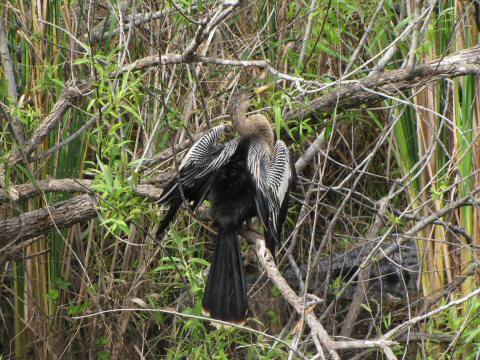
[{"xmin": 255, "ymin": 84, "xmax": 273, "ymax": 96}]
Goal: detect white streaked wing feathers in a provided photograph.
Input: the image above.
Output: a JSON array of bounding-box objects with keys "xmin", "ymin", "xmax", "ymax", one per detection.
[
  {"xmin": 157, "ymin": 125, "xmax": 236, "ymax": 204},
  {"xmin": 268, "ymin": 141, "xmax": 291, "ymax": 206},
  {"xmin": 180, "ymin": 124, "xmax": 229, "ymax": 169},
  {"xmin": 247, "ymin": 140, "xmax": 292, "ymax": 234},
  {"xmin": 182, "ymin": 139, "xmax": 238, "ymax": 185}
]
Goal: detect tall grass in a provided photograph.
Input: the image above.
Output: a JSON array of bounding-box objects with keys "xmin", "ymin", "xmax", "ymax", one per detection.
[
  {"xmin": 391, "ymin": 1, "xmax": 479, "ymax": 299},
  {"xmin": 389, "ymin": 0, "xmax": 480, "ymax": 355}
]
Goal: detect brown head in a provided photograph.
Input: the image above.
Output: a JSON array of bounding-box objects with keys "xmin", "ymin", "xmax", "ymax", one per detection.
[{"xmin": 229, "ymin": 90, "xmax": 274, "ymax": 149}]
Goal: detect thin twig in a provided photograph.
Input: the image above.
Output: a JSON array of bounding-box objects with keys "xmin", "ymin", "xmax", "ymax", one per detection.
[
  {"xmin": 72, "ymin": 307, "xmax": 308, "ymax": 359},
  {"xmin": 343, "ymin": 0, "xmax": 386, "ymax": 75}
]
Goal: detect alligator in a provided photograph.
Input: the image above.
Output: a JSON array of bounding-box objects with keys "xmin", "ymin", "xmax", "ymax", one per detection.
[{"xmin": 285, "ymin": 240, "xmax": 420, "ymax": 303}]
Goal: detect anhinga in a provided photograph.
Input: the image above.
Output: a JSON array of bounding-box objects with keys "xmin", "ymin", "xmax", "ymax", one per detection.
[{"xmin": 157, "ymin": 91, "xmax": 296, "ymax": 324}]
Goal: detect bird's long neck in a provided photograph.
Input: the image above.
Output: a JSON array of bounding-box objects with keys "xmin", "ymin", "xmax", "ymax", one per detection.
[
  {"xmin": 231, "ymin": 98, "xmax": 249, "ymax": 135},
  {"xmin": 230, "ymin": 93, "xmax": 274, "ymax": 150}
]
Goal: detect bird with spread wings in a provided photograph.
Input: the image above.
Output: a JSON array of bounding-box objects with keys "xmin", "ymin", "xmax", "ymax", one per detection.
[{"xmin": 157, "ymin": 91, "xmax": 296, "ymax": 324}]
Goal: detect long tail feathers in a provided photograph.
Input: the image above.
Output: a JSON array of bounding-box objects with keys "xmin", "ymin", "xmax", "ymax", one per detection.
[{"xmin": 202, "ymin": 228, "xmax": 247, "ymax": 325}]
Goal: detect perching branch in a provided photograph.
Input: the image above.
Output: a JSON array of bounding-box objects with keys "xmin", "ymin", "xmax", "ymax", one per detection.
[
  {"xmin": 250, "ymin": 229, "xmax": 339, "ymax": 359},
  {"xmin": 248, "ymin": 230, "xmax": 398, "ymax": 359},
  {"xmin": 1, "ymin": 168, "xmax": 478, "ymax": 357}
]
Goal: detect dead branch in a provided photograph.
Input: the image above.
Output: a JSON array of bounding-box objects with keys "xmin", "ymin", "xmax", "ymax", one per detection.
[
  {"xmin": 87, "ymin": 9, "xmax": 168, "ymax": 43},
  {"xmin": 0, "ymin": 179, "xmax": 92, "ymax": 203},
  {"xmin": 138, "ymin": 131, "xmax": 206, "ymax": 171},
  {"xmin": 249, "ymin": 230, "xmax": 398, "ymax": 359},
  {"xmin": 73, "ymin": 307, "xmax": 309, "ymax": 359},
  {"xmin": 182, "ymin": 2, "xmax": 238, "ymax": 60},
  {"xmin": 378, "ymin": 187, "xmax": 480, "ymax": 263},
  {"xmin": 250, "ymin": 229, "xmax": 340, "ymax": 359},
  {"xmin": 0, "ymin": 236, "xmax": 43, "ymax": 265},
  {"xmin": 424, "ymin": 261, "xmax": 480, "ymax": 311},
  {"xmin": 294, "ymin": 129, "xmax": 326, "ymax": 173},
  {"xmin": 7, "ymin": 80, "xmax": 92, "ymax": 166},
  {"xmin": 0, "ymin": 194, "xmax": 97, "ymax": 248},
  {"xmin": 343, "ymin": 0, "xmax": 386, "ymax": 75},
  {"xmin": 28, "ymin": 103, "xmax": 109, "ymax": 163},
  {"xmin": 0, "ymin": 178, "xmax": 171, "ymax": 251},
  {"xmin": 0, "ymin": 178, "xmax": 169, "ymax": 204},
  {"xmin": 283, "ymin": 46, "xmax": 480, "ymax": 121},
  {"xmin": 382, "ymin": 285, "xmax": 480, "ymax": 340}
]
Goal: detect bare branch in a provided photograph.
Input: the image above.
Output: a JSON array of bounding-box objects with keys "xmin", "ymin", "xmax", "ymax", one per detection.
[
  {"xmin": 7, "ymin": 80, "xmax": 92, "ymax": 166},
  {"xmin": 88, "ymin": 9, "xmax": 168, "ymax": 43},
  {"xmin": 0, "ymin": 194, "xmax": 97, "ymax": 248},
  {"xmin": 405, "ymin": 0, "xmax": 423, "ymax": 75},
  {"xmin": 295, "ymin": 129, "xmax": 326, "ymax": 173},
  {"xmin": 0, "ymin": 178, "xmax": 169, "ymax": 204},
  {"xmin": 250, "ymin": 230, "xmax": 340, "ymax": 359},
  {"xmin": 72, "ymin": 307, "xmax": 308, "ymax": 359},
  {"xmin": 383, "ymin": 285, "xmax": 480, "ymax": 340},
  {"xmin": 249, "ymin": 230, "xmax": 398, "ymax": 357},
  {"xmin": 182, "ymin": 2, "xmax": 238, "ymax": 60},
  {"xmin": 343, "ymin": 0, "xmax": 386, "ymax": 75},
  {"xmin": 0, "ymin": 179, "xmax": 93, "ymax": 203},
  {"xmin": 284, "ymin": 47, "xmax": 480, "ymax": 121}
]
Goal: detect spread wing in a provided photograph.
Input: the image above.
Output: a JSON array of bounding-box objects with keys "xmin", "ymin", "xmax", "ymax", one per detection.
[
  {"xmin": 247, "ymin": 140, "xmax": 294, "ymax": 256},
  {"xmin": 158, "ymin": 124, "xmax": 237, "ymax": 205},
  {"xmin": 156, "ymin": 124, "xmax": 238, "ymax": 237}
]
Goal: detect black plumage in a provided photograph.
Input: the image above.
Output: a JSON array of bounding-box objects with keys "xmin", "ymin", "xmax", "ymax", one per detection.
[{"xmin": 156, "ymin": 92, "xmax": 295, "ymax": 324}]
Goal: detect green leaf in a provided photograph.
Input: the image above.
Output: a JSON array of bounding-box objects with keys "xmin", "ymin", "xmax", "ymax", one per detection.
[
  {"xmin": 189, "ymin": 258, "xmax": 210, "ymax": 267},
  {"xmin": 96, "ymin": 156, "xmax": 114, "ymax": 193},
  {"xmin": 4, "ymin": 162, "xmax": 11, "ymax": 193},
  {"xmin": 464, "ymin": 327, "xmax": 480, "ymax": 343},
  {"xmin": 274, "ymin": 105, "xmax": 282, "ymax": 140},
  {"xmin": 45, "ymin": 289, "xmax": 59, "ymax": 302},
  {"xmin": 55, "ymin": 277, "xmax": 71, "ymax": 290}
]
